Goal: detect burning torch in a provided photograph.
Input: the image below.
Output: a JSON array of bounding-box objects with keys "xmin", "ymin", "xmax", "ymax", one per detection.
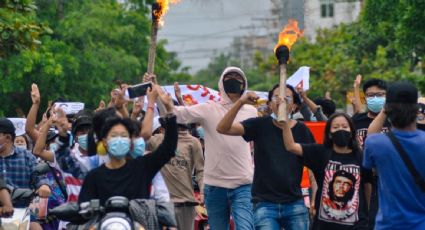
[
  {"xmin": 147, "ymin": 0, "xmax": 180, "ymax": 114},
  {"xmin": 274, "ymin": 19, "xmax": 303, "ymax": 122}
]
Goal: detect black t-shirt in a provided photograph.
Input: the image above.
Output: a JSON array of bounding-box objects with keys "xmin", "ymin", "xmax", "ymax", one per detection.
[
  {"xmin": 417, "ymin": 123, "xmax": 425, "ymax": 131},
  {"xmin": 302, "ymin": 144, "xmax": 372, "ymax": 230},
  {"xmin": 78, "ymin": 116, "xmax": 178, "ymax": 205},
  {"xmin": 242, "ymin": 116, "xmax": 315, "ymax": 204},
  {"xmin": 351, "ymin": 112, "xmax": 390, "ymax": 148},
  {"xmin": 352, "ymin": 112, "xmax": 390, "ymax": 229}
]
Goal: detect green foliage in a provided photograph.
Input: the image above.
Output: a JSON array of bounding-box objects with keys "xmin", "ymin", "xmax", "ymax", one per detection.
[
  {"xmin": 0, "ymin": 0, "xmax": 190, "ymax": 117},
  {"xmin": 0, "ymin": 0, "xmax": 52, "ymax": 58}
]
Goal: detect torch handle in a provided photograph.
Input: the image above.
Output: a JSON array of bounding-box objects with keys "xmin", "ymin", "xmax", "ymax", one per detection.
[
  {"xmin": 147, "ymin": 22, "xmax": 158, "ymax": 74},
  {"xmin": 147, "ymin": 20, "xmax": 168, "ymax": 115},
  {"xmin": 277, "ymin": 63, "xmax": 287, "ymax": 122}
]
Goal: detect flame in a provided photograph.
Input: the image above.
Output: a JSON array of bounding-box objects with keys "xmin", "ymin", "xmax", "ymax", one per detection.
[
  {"xmin": 274, "ymin": 19, "xmax": 304, "ymax": 52},
  {"xmin": 153, "ymin": 0, "xmax": 181, "ymax": 26}
]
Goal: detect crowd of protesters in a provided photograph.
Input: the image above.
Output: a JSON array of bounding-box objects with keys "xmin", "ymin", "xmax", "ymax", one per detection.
[{"xmin": 0, "ymin": 67, "xmax": 424, "ymax": 230}]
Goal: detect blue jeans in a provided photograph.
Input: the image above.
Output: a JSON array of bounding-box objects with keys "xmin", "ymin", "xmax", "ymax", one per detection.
[
  {"xmin": 204, "ymin": 184, "xmax": 254, "ymax": 230},
  {"xmin": 254, "ymin": 199, "xmax": 309, "ymax": 230}
]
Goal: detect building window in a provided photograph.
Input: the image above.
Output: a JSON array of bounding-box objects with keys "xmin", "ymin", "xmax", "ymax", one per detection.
[{"xmin": 320, "ymin": 0, "xmax": 334, "ymax": 18}]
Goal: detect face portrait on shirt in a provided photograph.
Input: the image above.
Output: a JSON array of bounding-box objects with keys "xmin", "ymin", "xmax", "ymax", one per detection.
[{"xmin": 328, "ymin": 170, "xmax": 356, "ymax": 208}]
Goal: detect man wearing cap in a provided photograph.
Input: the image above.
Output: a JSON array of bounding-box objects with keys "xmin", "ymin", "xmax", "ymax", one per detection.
[
  {"xmin": 363, "ymin": 81, "xmax": 425, "ymax": 229},
  {"xmin": 0, "ymin": 118, "xmax": 51, "ymax": 229}
]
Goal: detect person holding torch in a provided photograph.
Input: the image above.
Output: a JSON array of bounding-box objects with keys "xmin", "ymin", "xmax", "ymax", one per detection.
[{"xmin": 217, "ymin": 84, "xmax": 315, "ymax": 230}]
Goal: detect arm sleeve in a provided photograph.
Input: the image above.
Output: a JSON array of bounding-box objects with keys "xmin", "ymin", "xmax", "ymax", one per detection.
[
  {"xmin": 28, "ymin": 153, "xmax": 50, "ymax": 189},
  {"xmin": 192, "ymin": 139, "xmax": 205, "ymax": 195},
  {"xmin": 241, "ymin": 117, "xmax": 259, "ymax": 142},
  {"xmin": 78, "ymin": 171, "xmax": 97, "ymax": 204},
  {"xmin": 313, "ymin": 107, "xmax": 328, "ymax": 121},
  {"xmin": 301, "ymin": 144, "xmax": 329, "ymax": 173},
  {"xmin": 173, "ymin": 103, "xmax": 207, "ymax": 124},
  {"xmin": 138, "ymin": 115, "xmax": 178, "ymax": 181},
  {"xmin": 362, "ymin": 138, "xmax": 375, "ymax": 170},
  {"xmin": 299, "ymin": 103, "xmax": 312, "ymax": 121},
  {"xmin": 150, "ymin": 172, "xmax": 170, "ymax": 202}
]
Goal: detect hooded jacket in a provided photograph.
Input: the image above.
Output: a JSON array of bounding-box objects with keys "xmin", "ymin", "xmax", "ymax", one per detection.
[{"xmin": 173, "ymin": 67, "xmax": 257, "ymax": 188}]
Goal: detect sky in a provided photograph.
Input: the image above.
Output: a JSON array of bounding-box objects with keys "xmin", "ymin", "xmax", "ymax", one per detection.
[{"xmin": 158, "ymin": 0, "xmax": 273, "ymax": 74}]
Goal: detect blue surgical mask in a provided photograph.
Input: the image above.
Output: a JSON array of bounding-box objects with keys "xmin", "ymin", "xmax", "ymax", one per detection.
[
  {"xmin": 366, "ymin": 97, "xmax": 385, "ymax": 113},
  {"xmin": 107, "ymin": 137, "xmax": 130, "ymax": 159},
  {"xmin": 49, "ymin": 143, "xmax": 59, "ymax": 152},
  {"xmin": 77, "ymin": 134, "xmax": 88, "ymax": 151},
  {"xmin": 196, "ymin": 127, "xmax": 204, "ymax": 139},
  {"xmin": 15, "ymin": 144, "xmax": 27, "ymax": 150},
  {"xmin": 130, "ymin": 137, "xmax": 145, "ymax": 159}
]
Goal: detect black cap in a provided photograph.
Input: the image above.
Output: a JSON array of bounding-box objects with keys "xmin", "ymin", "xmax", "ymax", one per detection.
[
  {"xmin": 46, "ymin": 129, "xmax": 58, "ymax": 143},
  {"xmin": 386, "ymin": 81, "xmax": 418, "ymax": 104},
  {"xmin": 0, "ymin": 118, "xmax": 15, "ymax": 137},
  {"xmin": 72, "ymin": 116, "xmax": 92, "ymax": 135}
]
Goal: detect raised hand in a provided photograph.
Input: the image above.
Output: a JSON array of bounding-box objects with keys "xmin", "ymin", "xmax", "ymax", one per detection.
[
  {"xmin": 143, "ymin": 73, "xmax": 157, "ymax": 84},
  {"xmin": 174, "ymin": 82, "xmax": 182, "ymax": 98},
  {"xmin": 53, "ymin": 107, "xmax": 69, "ymax": 136},
  {"xmin": 132, "ymin": 97, "xmax": 143, "ymax": 116},
  {"xmin": 296, "ymin": 85, "xmax": 306, "ymax": 99},
  {"xmin": 354, "ymin": 74, "xmax": 362, "ymax": 88},
  {"xmin": 114, "ymin": 87, "xmax": 128, "ymax": 109},
  {"xmin": 146, "ymin": 84, "xmax": 159, "ymax": 103},
  {"xmin": 95, "ymin": 100, "xmax": 106, "ymax": 112},
  {"xmin": 156, "ymin": 85, "xmax": 173, "ymax": 112},
  {"xmin": 239, "ymin": 92, "xmax": 259, "ymax": 105},
  {"xmin": 31, "ymin": 83, "xmax": 40, "ymax": 105}
]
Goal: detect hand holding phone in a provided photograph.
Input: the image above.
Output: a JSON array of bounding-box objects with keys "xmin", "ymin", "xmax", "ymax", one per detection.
[{"xmin": 126, "ymin": 82, "xmax": 153, "ymax": 99}]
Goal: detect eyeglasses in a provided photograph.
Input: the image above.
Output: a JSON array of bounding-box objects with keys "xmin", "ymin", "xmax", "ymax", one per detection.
[
  {"xmin": 419, "ymin": 103, "xmax": 425, "ymax": 113},
  {"xmin": 271, "ymin": 96, "xmax": 293, "ymax": 103},
  {"xmin": 365, "ymin": 92, "xmax": 386, "ymax": 98}
]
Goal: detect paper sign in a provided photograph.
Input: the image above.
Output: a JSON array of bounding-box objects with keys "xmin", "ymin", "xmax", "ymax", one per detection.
[
  {"xmin": 29, "ymin": 197, "xmax": 48, "ymax": 220},
  {"xmin": 7, "ymin": 118, "xmax": 26, "ymax": 136},
  {"xmin": 0, "ymin": 208, "xmax": 30, "ymax": 230},
  {"xmin": 54, "ymin": 102, "xmax": 85, "ymax": 115},
  {"xmin": 286, "ymin": 66, "xmax": 310, "ymax": 91}
]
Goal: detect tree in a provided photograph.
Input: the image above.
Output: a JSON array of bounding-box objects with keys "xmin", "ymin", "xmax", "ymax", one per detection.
[
  {"xmin": 0, "ymin": 0, "xmax": 189, "ymax": 117},
  {"xmin": 0, "ymin": 0, "xmax": 52, "ymax": 59}
]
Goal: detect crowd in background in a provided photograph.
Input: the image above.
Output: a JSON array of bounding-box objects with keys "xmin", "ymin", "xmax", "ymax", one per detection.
[{"xmin": 0, "ymin": 67, "xmax": 424, "ymax": 230}]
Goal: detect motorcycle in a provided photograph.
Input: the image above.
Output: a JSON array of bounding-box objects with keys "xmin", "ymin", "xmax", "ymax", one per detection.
[
  {"xmin": 50, "ymin": 196, "xmax": 143, "ymax": 230},
  {"xmin": 0, "ymin": 163, "xmax": 51, "ymax": 230},
  {"xmin": 0, "ymin": 188, "xmax": 36, "ymax": 230}
]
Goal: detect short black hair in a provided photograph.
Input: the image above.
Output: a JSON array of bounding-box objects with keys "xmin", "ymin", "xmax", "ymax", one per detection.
[
  {"xmin": 314, "ymin": 98, "xmax": 336, "ymax": 117},
  {"xmin": 362, "ymin": 78, "xmax": 387, "ymax": 93},
  {"xmin": 100, "ymin": 117, "xmax": 135, "ymax": 140},
  {"xmin": 267, "ymin": 84, "xmax": 301, "ymax": 105},
  {"xmin": 384, "ymin": 103, "xmax": 418, "ymax": 128}
]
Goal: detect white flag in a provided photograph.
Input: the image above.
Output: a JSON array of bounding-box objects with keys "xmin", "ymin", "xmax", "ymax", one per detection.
[{"xmin": 287, "ymin": 66, "xmax": 310, "ymax": 91}]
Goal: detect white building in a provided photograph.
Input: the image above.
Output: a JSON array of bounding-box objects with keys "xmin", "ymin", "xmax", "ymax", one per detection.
[{"xmin": 303, "ymin": 0, "xmax": 362, "ymax": 41}]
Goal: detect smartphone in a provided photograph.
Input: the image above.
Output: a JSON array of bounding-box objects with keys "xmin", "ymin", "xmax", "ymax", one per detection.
[{"xmin": 126, "ymin": 82, "xmax": 152, "ymax": 99}]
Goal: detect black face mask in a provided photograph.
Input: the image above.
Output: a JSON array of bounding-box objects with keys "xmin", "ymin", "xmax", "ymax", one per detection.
[
  {"xmin": 330, "ymin": 130, "xmax": 352, "ymax": 147},
  {"xmin": 223, "ymin": 78, "xmax": 243, "ymax": 94}
]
